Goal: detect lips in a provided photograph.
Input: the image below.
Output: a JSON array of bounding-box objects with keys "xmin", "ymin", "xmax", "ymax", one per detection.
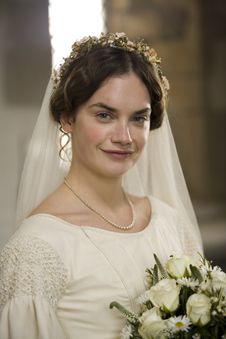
[{"xmin": 101, "ymin": 149, "xmax": 134, "ymax": 159}]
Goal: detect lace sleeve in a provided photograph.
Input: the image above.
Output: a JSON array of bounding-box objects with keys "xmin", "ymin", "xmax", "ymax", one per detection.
[
  {"xmin": 0, "ymin": 234, "xmax": 68, "ymax": 310},
  {"xmin": 0, "ymin": 234, "xmax": 69, "ymax": 338}
]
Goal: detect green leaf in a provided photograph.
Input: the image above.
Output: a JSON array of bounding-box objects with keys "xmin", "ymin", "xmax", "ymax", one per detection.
[
  {"xmin": 152, "ymin": 264, "xmax": 159, "ymax": 285},
  {"xmin": 109, "ymin": 301, "xmax": 139, "ymax": 325},
  {"xmin": 154, "ymin": 254, "xmax": 167, "ymax": 278},
  {"xmin": 190, "ymin": 265, "xmax": 203, "ymax": 283}
]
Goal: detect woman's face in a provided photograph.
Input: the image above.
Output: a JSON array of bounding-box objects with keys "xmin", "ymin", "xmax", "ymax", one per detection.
[{"xmin": 65, "ymin": 72, "xmax": 151, "ymax": 178}]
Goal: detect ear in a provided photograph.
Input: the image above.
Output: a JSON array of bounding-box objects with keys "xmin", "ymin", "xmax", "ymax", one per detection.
[{"xmin": 60, "ymin": 115, "xmax": 74, "ymax": 133}]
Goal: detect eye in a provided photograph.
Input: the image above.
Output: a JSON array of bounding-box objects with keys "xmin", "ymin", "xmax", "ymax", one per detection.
[
  {"xmin": 96, "ymin": 112, "xmax": 113, "ymax": 121},
  {"xmin": 132, "ymin": 115, "xmax": 150, "ymax": 124}
]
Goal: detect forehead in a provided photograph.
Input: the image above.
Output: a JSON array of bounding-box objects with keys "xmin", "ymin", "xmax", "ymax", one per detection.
[{"xmin": 87, "ymin": 73, "xmax": 151, "ymax": 109}]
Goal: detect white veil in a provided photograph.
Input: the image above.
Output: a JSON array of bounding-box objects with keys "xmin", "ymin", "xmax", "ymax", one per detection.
[{"xmin": 16, "ymin": 78, "xmax": 203, "ymax": 252}]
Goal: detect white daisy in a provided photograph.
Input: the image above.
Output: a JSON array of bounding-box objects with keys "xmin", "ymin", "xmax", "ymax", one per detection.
[
  {"xmin": 168, "ymin": 315, "xmax": 191, "ymax": 332},
  {"xmin": 199, "ymin": 267, "xmax": 208, "ymax": 280},
  {"xmin": 177, "ymin": 277, "xmax": 199, "ymax": 289},
  {"xmin": 120, "ymin": 324, "xmax": 133, "ymax": 339},
  {"xmin": 199, "ymin": 260, "xmax": 213, "ymax": 275},
  {"xmin": 136, "ymin": 291, "xmax": 151, "ymax": 305},
  {"xmin": 212, "ymin": 265, "xmax": 222, "ymax": 272}
]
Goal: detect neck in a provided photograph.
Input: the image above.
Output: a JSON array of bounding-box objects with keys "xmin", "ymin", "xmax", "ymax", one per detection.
[{"xmin": 66, "ymin": 164, "xmax": 125, "ymax": 207}]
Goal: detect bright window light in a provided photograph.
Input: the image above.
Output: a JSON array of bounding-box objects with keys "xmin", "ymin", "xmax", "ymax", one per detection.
[{"xmin": 49, "ymin": 0, "xmax": 105, "ymax": 67}]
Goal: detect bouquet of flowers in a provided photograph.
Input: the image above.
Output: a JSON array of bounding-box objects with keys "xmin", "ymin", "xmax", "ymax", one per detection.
[{"xmin": 110, "ymin": 254, "xmax": 226, "ymax": 338}]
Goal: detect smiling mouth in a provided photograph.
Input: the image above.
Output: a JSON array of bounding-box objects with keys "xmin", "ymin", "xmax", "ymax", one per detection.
[{"xmin": 101, "ymin": 149, "xmax": 134, "ymax": 159}]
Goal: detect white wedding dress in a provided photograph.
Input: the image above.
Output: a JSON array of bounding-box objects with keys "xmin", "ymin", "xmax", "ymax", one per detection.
[{"xmin": 0, "ymin": 196, "xmax": 201, "ymax": 339}]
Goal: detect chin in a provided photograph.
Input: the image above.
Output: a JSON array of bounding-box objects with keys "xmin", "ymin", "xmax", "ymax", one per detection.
[{"xmin": 99, "ymin": 162, "xmax": 135, "ymax": 178}]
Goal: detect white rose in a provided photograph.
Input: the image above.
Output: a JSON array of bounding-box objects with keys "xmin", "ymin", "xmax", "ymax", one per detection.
[
  {"xmin": 138, "ymin": 307, "xmax": 167, "ymax": 339},
  {"xmin": 186, "ymin": 293, "xmax": 211, "ymax": 326},
  {"xmin": 139, "ymin": 307, "xmax": 162, "ymax": 323},
  {"xmin": 211, "ymin": 270, "xmax": 226, "ymax": 290},
  {"xmin": 166, "ymin": 254, "xmax": 195, "ymax": 279},
  {"xmin": 149, "ymin": 279, "xmax": 180, "ymax": 312}
]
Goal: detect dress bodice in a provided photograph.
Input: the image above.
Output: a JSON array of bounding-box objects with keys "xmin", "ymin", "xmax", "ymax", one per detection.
[{"xmin": 0, "ymin": 196, "xmax": 201, "ymax": 339}]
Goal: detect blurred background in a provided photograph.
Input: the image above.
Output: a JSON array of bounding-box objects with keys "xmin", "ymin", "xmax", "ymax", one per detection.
[{"xmin": 0, "ymin": 0, "xmax": 225, "ymax": 268}]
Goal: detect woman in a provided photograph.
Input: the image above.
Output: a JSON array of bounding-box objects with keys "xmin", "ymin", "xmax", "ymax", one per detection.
[{"xmin": 0, "ymin": 32, "xmax": 202, "ymax": 338}]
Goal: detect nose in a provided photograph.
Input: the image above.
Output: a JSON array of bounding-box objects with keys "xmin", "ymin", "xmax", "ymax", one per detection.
[{"xmin": 111, "ymin": 121, "xmax": 132, "ymax": 145}]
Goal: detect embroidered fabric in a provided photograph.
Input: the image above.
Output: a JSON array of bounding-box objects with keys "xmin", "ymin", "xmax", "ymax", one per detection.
[{"xmin": 0, "ymin": 235, "xmax": 68, "ymax": 310}]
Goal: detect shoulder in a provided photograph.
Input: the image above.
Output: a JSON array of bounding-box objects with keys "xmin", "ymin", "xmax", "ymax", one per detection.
[
  {"xmin": 129, "ymin": 194, "xmax": 150, "ymax": 210},
  {"xmin": 0, "ymin": 232, "xmax": 68, "ymax": 309},
  {"xmin": 28, "ymin": 185, "xmax": 87, "ymax": 227},
  {"xmin": 129, "ymin": 194, "xmax": 177, "ymax": 220},
  {"xmin": 13, "ymin": 213, "xmax": 87, "ymax": 264},
  {"xmin": 149, "ymin": 195, "xmax": 178, "ymax": 219},
  {"xmin": 127, "ymin": 194, "xmax": 151, "ymax": 227},
  {"xmin": 28, "ymin": 184, "xmax": 67, "ymax": 217},
  {"xmin": 0, "ymin": 231, "xmax": 67, "ymax": 277}
]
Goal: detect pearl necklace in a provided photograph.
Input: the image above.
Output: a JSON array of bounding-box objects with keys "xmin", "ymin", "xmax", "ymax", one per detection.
[{"xmin": 64, "ymin": 178, "xmax": 136, "ymax": 230}]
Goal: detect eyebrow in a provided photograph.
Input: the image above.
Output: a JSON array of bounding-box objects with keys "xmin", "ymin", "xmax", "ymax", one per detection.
[{"xmin": 88, "ymin": 102, "xmax": 151, "ymax": 115}]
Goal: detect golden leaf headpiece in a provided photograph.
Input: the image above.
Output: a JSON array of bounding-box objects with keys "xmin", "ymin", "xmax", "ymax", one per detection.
[{"xmin": 52, "ymin": 32, "xmax": 169, "ymax": 92}]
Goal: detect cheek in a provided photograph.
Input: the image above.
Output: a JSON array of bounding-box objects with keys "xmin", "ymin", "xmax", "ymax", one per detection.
[
  {"xmin": 73, "ymin": 124, "xmax": 106, "ymax": 151},
  {"xmin": 134, "ymin": 128, "xmax": 149, "ymax": 150},
  {"xmin": 83, "ymin": 126, "xmax": 106, "ymax": 143}
]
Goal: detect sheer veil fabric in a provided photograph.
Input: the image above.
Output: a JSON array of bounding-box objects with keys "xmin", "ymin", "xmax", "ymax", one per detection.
[{"xmin": 16, "ymin": 78, "xmax": 202, "ymax": 250}]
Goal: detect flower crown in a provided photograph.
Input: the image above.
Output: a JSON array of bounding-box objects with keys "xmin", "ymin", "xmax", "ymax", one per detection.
[{"xmin": 52, "ymin": 32, "xmax": 169, "ymax": 92}]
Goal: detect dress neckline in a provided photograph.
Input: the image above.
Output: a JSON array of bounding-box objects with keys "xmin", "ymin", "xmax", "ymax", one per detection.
[
  {"xmin": 24, "ymin": 212, "xmax": 158, "ymax": 237},
  {"xmin": 24, "ymin": 196, "xmax": 157, "ymax": 237}
]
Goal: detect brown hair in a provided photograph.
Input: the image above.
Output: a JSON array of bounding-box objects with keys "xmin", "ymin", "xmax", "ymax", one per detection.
[{"xmin": 50, "ymin": 45, "xmax": 166, "ymax": 130}]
